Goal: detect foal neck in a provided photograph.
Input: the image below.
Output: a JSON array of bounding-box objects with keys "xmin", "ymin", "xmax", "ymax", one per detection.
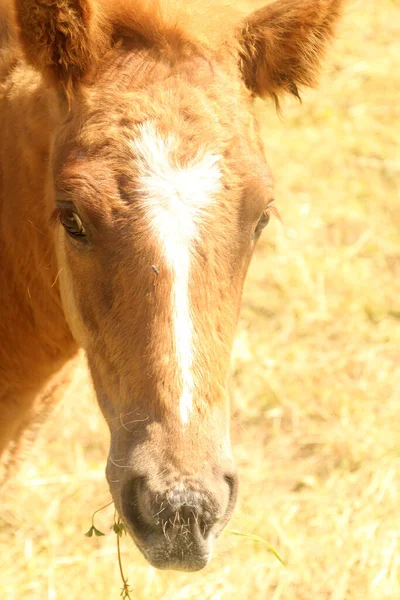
[{"xmin": 0, "ymin": 62, "xmax": 77, "ymax": 396}]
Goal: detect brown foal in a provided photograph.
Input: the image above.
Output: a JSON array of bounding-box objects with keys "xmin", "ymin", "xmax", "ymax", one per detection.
[{"xmin": 0, "ymin": 0, "xmax": 343, "ymax": 570}]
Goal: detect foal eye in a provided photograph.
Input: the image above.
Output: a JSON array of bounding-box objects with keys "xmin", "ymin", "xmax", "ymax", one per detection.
[
  {"xmin": 254, "ymin": 206, "xmax": 272, "ymax": 237},
  {"xmin": 254, "ymin": 201, "xmax": 280, "ymax": 239},
  {"xmin": 257, "ymin": 210, "xmax": 271, "ymax": 230},
  {"xmin": 59, "ymin": 208, "xmax": 86, "ymax": 238}
]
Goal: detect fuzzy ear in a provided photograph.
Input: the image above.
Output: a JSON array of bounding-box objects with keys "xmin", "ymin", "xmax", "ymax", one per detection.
[
  {"xmin": 239, "ymin": 0, "xmax": 343, "ymax": 104},
  {"xmin": 14, "ymin": 0, "xmax": 107, "ymax": 91}
]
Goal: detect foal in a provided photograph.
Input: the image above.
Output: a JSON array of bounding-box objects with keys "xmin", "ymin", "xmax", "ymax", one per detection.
[{"xmin": 0, "ymin": 0, "xmax": 343, "ymax": 570}]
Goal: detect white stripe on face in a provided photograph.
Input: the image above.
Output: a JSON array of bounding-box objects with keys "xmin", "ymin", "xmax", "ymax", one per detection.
[{"xmin": 132, "ymin": 122, "xmax": 221, "ymax": 424}]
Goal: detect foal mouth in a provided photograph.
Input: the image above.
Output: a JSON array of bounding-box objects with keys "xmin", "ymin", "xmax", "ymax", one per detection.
[
  {"xmin": 122, "ymin": 518, "xmax": 214, "ymax": 572},
  {"xmin": 110, "ymin": 473, "xmax": 230, "ymax": 571}
]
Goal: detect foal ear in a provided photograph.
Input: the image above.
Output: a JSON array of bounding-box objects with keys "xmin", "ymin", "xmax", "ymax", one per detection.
[
  {"xmin": 238, "ymin": 0, "xmax": 343, "ymax": 104},
  {"xmin": 14, "ymin": 0, "xmax": 106, "ymax": 91}
]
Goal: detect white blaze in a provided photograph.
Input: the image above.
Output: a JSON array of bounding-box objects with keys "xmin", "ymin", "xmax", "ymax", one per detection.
[{"xmin": 132, "ymin": 123, "xmax": 221, "ymax": 424}]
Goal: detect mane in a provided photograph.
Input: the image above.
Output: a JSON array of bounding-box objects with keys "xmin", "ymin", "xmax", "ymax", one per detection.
[{"xmin": 0, "ymin": 0, "xmax": 12, "ymax": 46}]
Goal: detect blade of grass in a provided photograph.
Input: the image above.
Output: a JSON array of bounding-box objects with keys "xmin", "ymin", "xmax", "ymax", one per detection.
[{"xmin": 225, "ymin": 529, "xmax": 286, "ymax": 566}]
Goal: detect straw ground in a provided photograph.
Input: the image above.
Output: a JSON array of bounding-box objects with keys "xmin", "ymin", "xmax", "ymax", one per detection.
[{"xmin": 1, "ymin": 0, "xmax": 399, "ymax": 598}]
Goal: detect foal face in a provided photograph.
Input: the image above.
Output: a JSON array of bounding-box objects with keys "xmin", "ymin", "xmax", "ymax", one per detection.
[
  {"xmin": 53, "ymin": 54, "xmax": 273, "ymax": 570},
  {"xmin": 14, "ymin": 0, "xmax": 343, "ymax": 572}
]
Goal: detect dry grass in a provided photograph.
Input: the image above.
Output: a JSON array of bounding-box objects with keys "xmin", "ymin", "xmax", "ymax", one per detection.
[{"xmin": 1, "ymin": 0, "xmax": 400, "ymax": 598}]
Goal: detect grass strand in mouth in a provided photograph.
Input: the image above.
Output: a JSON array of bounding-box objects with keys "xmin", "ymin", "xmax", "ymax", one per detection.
[
  {"xmin": 84, "ymin": 503, "xmax": 133, "ymax": 598},
  {"xmin": 84, "ymin": 503, "xmax": 285, "ymax": 594},
  {"xmin": 114, "ymin": 514, "xmax": 133, "ymax": 600},
  {"xmin": 83, "ymin": 500, "xmax": 113, "ymax": 537}
]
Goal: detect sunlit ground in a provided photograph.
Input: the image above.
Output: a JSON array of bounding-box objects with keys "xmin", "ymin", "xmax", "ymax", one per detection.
[{"xmin": 1, "ymin": 0, "xmax": 399, "ymax": 598}]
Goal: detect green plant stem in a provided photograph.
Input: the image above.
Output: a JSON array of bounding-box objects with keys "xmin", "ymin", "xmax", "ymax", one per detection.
[{"xmin": 91, "ymin": 500, "xmax": 114, "ymax": 528}]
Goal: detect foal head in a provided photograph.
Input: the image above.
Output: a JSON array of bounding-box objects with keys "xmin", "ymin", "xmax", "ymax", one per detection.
[{"xmin": 15, "ymin": 0, "xmax": 343, "ymax": 570}]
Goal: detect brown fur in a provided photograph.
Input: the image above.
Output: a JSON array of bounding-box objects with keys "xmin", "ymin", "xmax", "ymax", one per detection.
[
  {"xmin": 240, "ymin": 0, "xmax": 344, "ymax": 104},
  {"xmin": 0, "ymin": 0, "xmax": 343, "ymax": 571}
]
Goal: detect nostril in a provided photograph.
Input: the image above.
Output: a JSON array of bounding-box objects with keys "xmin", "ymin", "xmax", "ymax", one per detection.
[
  {"xmin": 177, "ymin": 503, "xmax": 197, "ymax": 524},
  {"xmin": 122, "ymin": 476, "xmax": 155, "ymax": 538},
  {"xmin": 198, "ymin": 511, "xmax": 214, "ymax": 539},
  {"xmin": 225, "ymin": 473, "xmax": 239, "ymax": 509},
  {"xmin": 197, "ymin": 475, "xmax": 238, "ymax": 540}
]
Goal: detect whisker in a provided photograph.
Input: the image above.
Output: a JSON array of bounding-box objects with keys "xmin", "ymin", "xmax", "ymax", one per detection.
[
  {"xmin": 109, "ymin": 456, "xmax": 130, "ymax": 469},
  {"xmin": 104, "ymin": 408, "xmax": 145, "ymax": 424},
  {"xmin": 152, "ymin": 503, "xmax": 167, "ymax": 518},
  {"xmin": 118, "ymin": 414, "xmax": 149, "ymax": 432},
  {"xmin": 122, "ymin": 416, "xmax": 149, "ymax": 426}
]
